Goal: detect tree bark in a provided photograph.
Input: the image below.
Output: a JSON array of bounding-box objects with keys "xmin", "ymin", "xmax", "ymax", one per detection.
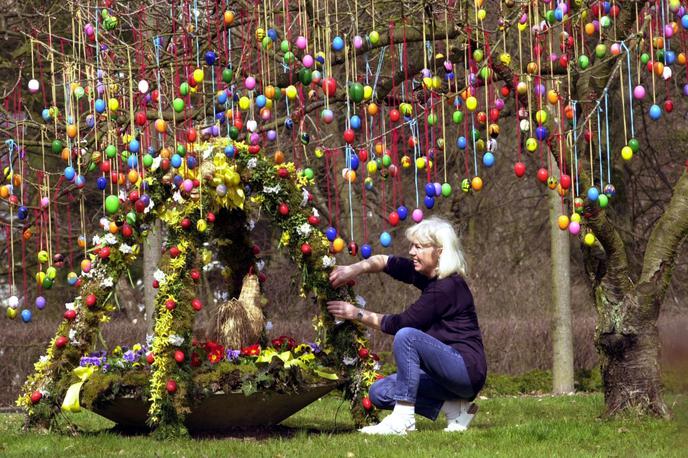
[
  {"xmin": 143, "ymin": 219, "xmax": 162, "ymax": 334},
  {"xmin": 548, "ymin": 186, "xmax": 573, "ymax": 394}
]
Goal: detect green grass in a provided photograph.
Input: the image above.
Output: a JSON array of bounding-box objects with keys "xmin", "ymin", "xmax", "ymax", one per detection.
[{"xmin": 1, "ymin": 393, "xmax": 686, "ymax": 457}]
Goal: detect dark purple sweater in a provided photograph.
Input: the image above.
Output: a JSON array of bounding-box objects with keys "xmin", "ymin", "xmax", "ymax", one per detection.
[{"xmin": 381, "ymin": 256, "xmax": 487, "ymax": 396}]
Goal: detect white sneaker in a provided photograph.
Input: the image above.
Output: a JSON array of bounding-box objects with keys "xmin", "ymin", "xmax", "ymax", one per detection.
[
  {"xmin": 359, "ymin": 414, "xmax": 416, "ymax": 435},
  {"xmin": 443, "ymin": 402, "xmax": 478, "ymax": 432}
]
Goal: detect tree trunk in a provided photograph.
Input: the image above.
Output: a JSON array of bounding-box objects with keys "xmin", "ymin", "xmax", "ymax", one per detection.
[
  {"xmin": 596, "ymin": 304, "xmax": 669, "ymax": 418},
  {"xmin": 548, "ymin": 187, "xmax": 573, "ymax": 394},
  {"xmin": 143, "ymin": 219, "xmax": 162, "ymax": 334}
]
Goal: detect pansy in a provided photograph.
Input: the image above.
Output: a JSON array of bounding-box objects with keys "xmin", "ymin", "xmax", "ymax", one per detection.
[{"xmin": 225, "ymin": 349, "xmax": 240, "ymax": 362}]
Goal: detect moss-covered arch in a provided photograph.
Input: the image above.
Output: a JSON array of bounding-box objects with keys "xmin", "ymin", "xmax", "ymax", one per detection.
[{"xmin": 18, "ymin": 138, "xmax": 378, "ymax": 435}]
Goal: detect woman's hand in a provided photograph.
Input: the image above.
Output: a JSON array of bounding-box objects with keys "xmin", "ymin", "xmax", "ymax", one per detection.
[
  {"xmin": 327, "ymin": 301, "xmax": 358, "ymax": 320},
  {"xmin": 329, "ymin": 265, "xmax": 359, "ymax": 289}
]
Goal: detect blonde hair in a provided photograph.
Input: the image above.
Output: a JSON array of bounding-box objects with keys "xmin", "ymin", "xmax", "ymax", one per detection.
[{"xmin": 405, "ymin": 216, "xmax": 467, "ymax": 278}]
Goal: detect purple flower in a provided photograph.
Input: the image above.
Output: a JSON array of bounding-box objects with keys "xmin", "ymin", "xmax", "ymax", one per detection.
[
  {"xmin": 225, "ymin": 349, "xmax": 240, "ymax": 362},
  {"xmin": 80, "ymin": 356, "xmax": 103, "ymax": 367},
  {"xmin": 306, "ymin": 341, "xmax": 321, "ymax": 354},
  {"xmin": 123, "ymin": 350, "xmax": 137, "ymax": 363}
]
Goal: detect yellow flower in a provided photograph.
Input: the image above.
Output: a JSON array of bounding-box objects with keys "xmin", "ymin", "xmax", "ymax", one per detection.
[{"xmin": 279, "ymin": 231, "xmax": 290, "ymax": 247}]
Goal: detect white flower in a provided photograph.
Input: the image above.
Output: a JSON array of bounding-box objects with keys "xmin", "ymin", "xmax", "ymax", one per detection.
[
  {"xmin": 255, "ymin": 259, "xmax": 265, "ymax": 272},
  {"xmin": 118, "ymin": 189, "xmax": 127, "ymax": 201},
  {"xmin": 265, "ymin": 321, "xmax": 273, "ymax": 332},
  {"xmin": 100, "ymin": 277, "xmax": 114, "ymax": 289},
  {"xmin": 246, "ymin": 219, "xmax": 256, "ymax": 231},
  {"xmin": 39, "ymin": 355, "xmax": 49, "ymax": 363},
  {"xmin": 104, "ymin": 233, "xmax": 118, "ymax": 245},
  {"xmin": 153, "ymin": 269, "xmax": 167, "ymax": 285},
  {"xmin": 296, "ymin": 223, "xmax": 312, "ymax": 238},
  {"xmin": 343, "ymin": 356, "xmax": 357, "ymax": 366},
  {"xmin": 151, "ymin": 156, "xmax": 162, "ymax": 171},
  {"xmin": 373, "ymin": 361, "xmax": 381, "ymax": 371},
  {"xmin": 247, "ymin": 158, "xmax": 258, "ymax": 169},
  {"xmin": 145, "ymin": 334, "xmax": 154, "ymax": 347},
  {"xmin": 263, "ymin": 184, "xmax": 282, "ymax": 194},
  {"xmin": 144, "ymin": 198, "xmax": 155, "ymax": 214},
  {"xmin": 202, "ymin": 145, "xmax": 214, "ymax": 160},
  {"xmin": 92, "ymin": 234, "xmax": 102, "ymax": 246},
  {"xmin": 322, "ymin": 256, "xmax": 336, "ymax": 268},
  {"xmin": 68, "ymin": 328, "xmax": 77, "ymax": 341},
  {"xmin": 65, "ymin": 302, "xmax": 76, "ymax": 311},
  {"xmin": 168, "ymin": 334, "xmax": 184, "ymax": 346},
  {"xmin": 173, "ymin": 191, "xmax": 185, "ymax": 203},
  {"xmin": 119, "ymin": 243, "xmax": 133, "ymax": 254},
  {"xmin": 300, "ymin": 188, "xmax": 310, "ymax": 207},
  {"xmin": 311, "ymin": 208, "xmax": 319, "ymax": 217}
]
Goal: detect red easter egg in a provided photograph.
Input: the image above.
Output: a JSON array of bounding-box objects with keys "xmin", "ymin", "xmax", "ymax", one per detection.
[
  {"xmin": 343, "ymin": 128, "xmax": 355, "ymax": 144},
  {"xmin": 64, "ymin": 309, "xmax": 77, "ymax": 321},
  {"xmin": 191, "ymin": 298, "xmax": 203, "ymax": 311},
  {"xmin": 30, "ymin": 391, "xmax": 43, "ymax": 404},
  {"xmin": 169, "ymin": 246, "xmax": 180, "ymax": 258},
  {"xmin": 537, "ymin": 167, "xmax": 549, "ymax": 183},
  {"xmin": 55, "ymin": 336, "xmax": 69, "ymax": 349},
  {"xmin": 664, "ymin": 100, "xmax": 674, "ymax": 113},
  {"xmin": 85, "ymin": 294, "xmax": 97, "ymax": 308},
  {"xmin": 388, "ymin": 211, "xmax": 400, "ymax": 226},
  {"xmin": 206, "ymin": 212, "xmax": 216, "ymax": 223},
  {"xmin": 99, "ymin": 246, "xmax": 111, "ymax": 259},
  {"xmin": 166, "ymin": 379, "xmax": 177, "ymax": 393},
  {"xmin": 174, "ymin": 350, "xmax": 185, "ymax": 363},
  {"xmin": 389, "ymin": 109, "xmax": 400, "ymax": 122},
  {"xmin": 146, "ymin": 352, "xmax": 155, "ymax": 364},
  {"xmin": 278, "ymin": 203, "xmax": 289, "ymax": 216},
  {"xmin": 135, "ymin": 111, "xmax": 147, "ymax": 126},
  {"xmin": 514, "ymin": 161, "xmax": 526, "ymax": 177},
  {"xmin": 165, "ymin": 299, "xmax": 176, "ymax": 310},
  {"xmin": 190, "ymin": 269, "xmax": 201, "ymax": 281},
  {"xmin": 358, "ymin": 348, "xmax": 369, "ymax": 359},
  {"xmin": 362, "ymin": 396, "xmax": 372, "ymax": 410},
  {"xmin": 560, "ymin": 174, "xmax": 572, "ymax": 189},
  {"xmin": 301, "ymin": 243, "xmax": 312, "ymax": 256},
  {"xmin": 308, "ymin": 215, "xmax": 320, "ymax": 225}
]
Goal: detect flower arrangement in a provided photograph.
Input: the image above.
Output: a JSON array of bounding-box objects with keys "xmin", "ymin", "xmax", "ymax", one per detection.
[{"xmin": 18, "ymin": 138, "xmax": 381, "ymax": 436}]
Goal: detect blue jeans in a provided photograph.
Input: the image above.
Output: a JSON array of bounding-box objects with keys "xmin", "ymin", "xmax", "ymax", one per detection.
[{"xmin": 369, "ymin": 327, "xmax": 474, "ymax": 420}]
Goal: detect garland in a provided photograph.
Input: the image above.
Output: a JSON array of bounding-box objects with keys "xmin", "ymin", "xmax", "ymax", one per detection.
[{"xmin": 18, "ymin": 138, "xmax": 380, "ymax": 434}]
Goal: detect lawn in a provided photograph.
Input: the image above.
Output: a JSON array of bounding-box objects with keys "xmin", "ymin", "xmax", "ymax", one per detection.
[{"xmin": 0, "ymin": 393, "xmax": 685, "ymax": 457}]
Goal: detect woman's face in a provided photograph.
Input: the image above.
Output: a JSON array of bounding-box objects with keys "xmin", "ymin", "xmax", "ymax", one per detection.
[{"xmin": 408, "ymin": 239, "xmax": 441, "ymax": 277}]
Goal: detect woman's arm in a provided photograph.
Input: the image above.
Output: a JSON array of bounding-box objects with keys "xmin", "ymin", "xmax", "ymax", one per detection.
[
  {"xmin": 326, "ymin": 300, "xmax": 384, "ymax": 330},
  {"xmin": 329, "ymin": 254, "xmax": 389, "ymax": 288}
]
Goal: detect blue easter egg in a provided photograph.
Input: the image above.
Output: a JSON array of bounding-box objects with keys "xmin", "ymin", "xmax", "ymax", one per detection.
[
  {"xmin": 380, "ymin": 231, "xmax": 392, "ymax": 247},
  {"xmin": 682, "ymin": 15, "xmax": 688, "ymax": 29},
  {"xmin": 127, "ymin": 155, "xmax": 138, "ymax": 169},
  {"xmin": 332, "ymin": 36, "xmax": 345, "ymax": 51},
  {"xmin": 325, "ymin": 227, "xmax": 337, "ymax": 241},
  {"xmin": 587, "ymin": 186, "xmax": 599, "ymax": 201},
  {"xmin": 95, "ymin": 99, "xmax": 106, "ymax": 113},
  {"xmin": 186, "ymin": 156, "xmax": 198, "ymax": 169},
  {"xmin": 129, "ymin": 139, "xmax": 140, "ymax": 153},
  {"xmin": 256, "ymin": 95, "xmax": 267, "ymax": 108},
  {"xmin": 74, "ymin": 175, "xmax": 86, "ymax": 188},
  {"xmin": 425, "ymin": 183, "xmax": 436, "ymax": 197},
  {"xmin": 535, "ymin": 126, "xmax": 549, "ymax": 140},
  {"xmin": 217, "ymin": 92, "xmax": 228, "ymax": 104},
  {"xmin": 204, "ymin": 50, "xmax": 217, "ymax": 66},
  {"xmin": 483, "ymin": 152, "xmax": 495, "ymax": 167},
  {"xmin": 171, "ymin": 154, "xmax": 183, "ymax": 168},
  {"xmin": 397, "ymin": 205, "xmax": 408, "ymax": 220},
  {"xmin": 21, "ymin": 309, "xmax": 32, "ymax": 323},
  {"xmin": 18, "ymin": 206, "xmax": 28, "ymax": 220},
  {"xmin": 350, "ymin": 115, "xmax": 362, "ymax": 130},
  {"xmin": 457, "ymin": 136, "xmax": 467, "ymax": 149},
  {"xmin": 97, "ymin": 176, "xmax": 108, "ymax": 190},
  {"xmin": 267, "ymin": 28, "xmax": 278, "ymax": 41},
  {"xmin": 424, "ymin": 195, "xmax": 435, "ymax": 209},
  {"xmin": 664, "ymin": 50, "xmax": 676, "ymax": 65},
  {"xmin": 225, "ymin": 145, "xmax": 235, "ymax": 158},
  {"xmin": 64, "ymin": 166, "xmax": 76, "ymax": 181},
  {"xmin": 349, "ymin": 155, "xmax": 359, "ymax": 170},
  {"xmin": 361, "ymin": 243, "xmax": 373, "ymax": 259},
  {"xmin": 41, "ymin": 108, "xmax": 51, "ymax": 121},
  {"xmin": 285, "ymin": 117, "xmax": 294, "ymax": 129},
  {"xmin": 649, "ymin": 104, "xmax": 661, "ymax": 120}
]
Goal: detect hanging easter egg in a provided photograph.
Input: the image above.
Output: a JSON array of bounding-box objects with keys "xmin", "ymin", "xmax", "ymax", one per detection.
[
  {"xmin": 411, "ymin": 208, "xmax": 424, "ymax": 223},
  {"xmin": 380, "ymin": 232, "xmax": 392, "ymax": 247},
  {"xmin": 424, "ymin": 195, "xmax": 435, "ymax": 209},
  {"xmin": 466, "ymin": 96, "xmax": 478, "ymax": 111},
  {"xmin": 332, "ymin": 237, "xmax": 346, "ymax": 253},
  {"xmin": 583, "ymin": 233, "xmax": 596, "ymax": 246},
  {"xmin": 21, "ymin": 309, "xmax": 32, "ymax": 323},
  {"xmin": 603, "ymin": 184, "xmax": 616, "ymax": 198},
  {"xmin": 222, "ymin": 67, "xmax": 233, "ymax": 83},
  {"xmin": 343, "ymin": 128, "xmax": 355, "ymax": 144},
  {"xmin": 361, "ymin": 244, "xmax": 373, "ymax": 259},
  {"xmin": 350, "ymin": 115, "xmax": 362, "ymax": 130},
  {"xmin": 471, "ymin": 176, "xmax": 483, "ymax": 191},
  {"xmin": 108, "ymin": 98, "xmax": 119, "ymax": 111},
  {"xmin": 105, "ymin": 195, "xmax": 120, "ymax": 214},
  {"xmin": 332, "ymin": 36, "xmax": 345, "ymax": 51},
  {"xmin": 483, "ymin": 152, "xmax": 495, "ymax": 167},
  {"xmin": 578, "ymin": 55, "xmax": 590, "ymax": 69},
  {"xmin": 587, "ymin": 187, "xmax": 599, "ymax": 201},
  {"xmin": 27, "ymin": 78, "xmax": 41, "ymax": 94},
  {"xmin": 172, "ymin": 98, "xmax": 184, "ymax": 113},
  {"xmin": 298, "ymin": 68, "xmax": 312, "ymax": 85},
  {"xmin": 649, "ymin": 104, "xmax": 662, "ymax": 120},
  {"xmin": 322, "ymin": 77, "xmax": 337, "ymax": 96},
  {"xmin": 325, "ymin": 227, "xmax": 337, "ymax": 241},
  {"xmin": 369, "ymin": 30, "xmax": 380, "ymax": 45},
  {"xmin": 349, "ymin": 82, "xmax": 364, "ymax": 102},
  {"xmin": 192, "ymin": 68, "xmax": 204, "ymax": 84}
]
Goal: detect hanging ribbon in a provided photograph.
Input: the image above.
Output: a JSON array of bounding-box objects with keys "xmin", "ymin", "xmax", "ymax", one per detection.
[{"xmin": 61, "ymin": 365, "xmax": 96, "ymax": 413}]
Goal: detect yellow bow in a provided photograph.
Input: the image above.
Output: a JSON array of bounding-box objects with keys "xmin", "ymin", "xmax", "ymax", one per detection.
[{"xmin": 61, "ymin": 366, "xmax": 96, "ymax": 413}]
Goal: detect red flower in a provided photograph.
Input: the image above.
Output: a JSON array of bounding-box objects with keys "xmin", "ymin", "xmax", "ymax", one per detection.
[
  {"xmin": 271, "ymin": 336, "xmax": 296, "ymax": 350},
  {"xmin": 190, "ymin": 352, "xmax": 201, "ymax": 367},
  {"xmin": 208, "ymin": 350, "xmax": 223, "ymax": 364},
  {"xmin": 241, "ymin": 344, "xmax": 261, "ymax": 356}
]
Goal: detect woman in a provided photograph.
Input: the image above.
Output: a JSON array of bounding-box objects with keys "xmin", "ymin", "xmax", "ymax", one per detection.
[{"xmin": 327, "ymin": 216, "xmax": 486, "ymax": 435}]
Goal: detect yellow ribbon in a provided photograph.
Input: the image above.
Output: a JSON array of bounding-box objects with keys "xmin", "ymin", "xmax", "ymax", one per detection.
[{"xmin": 61, "ymin": 366, "xmax": 96, "ymax": 413}]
